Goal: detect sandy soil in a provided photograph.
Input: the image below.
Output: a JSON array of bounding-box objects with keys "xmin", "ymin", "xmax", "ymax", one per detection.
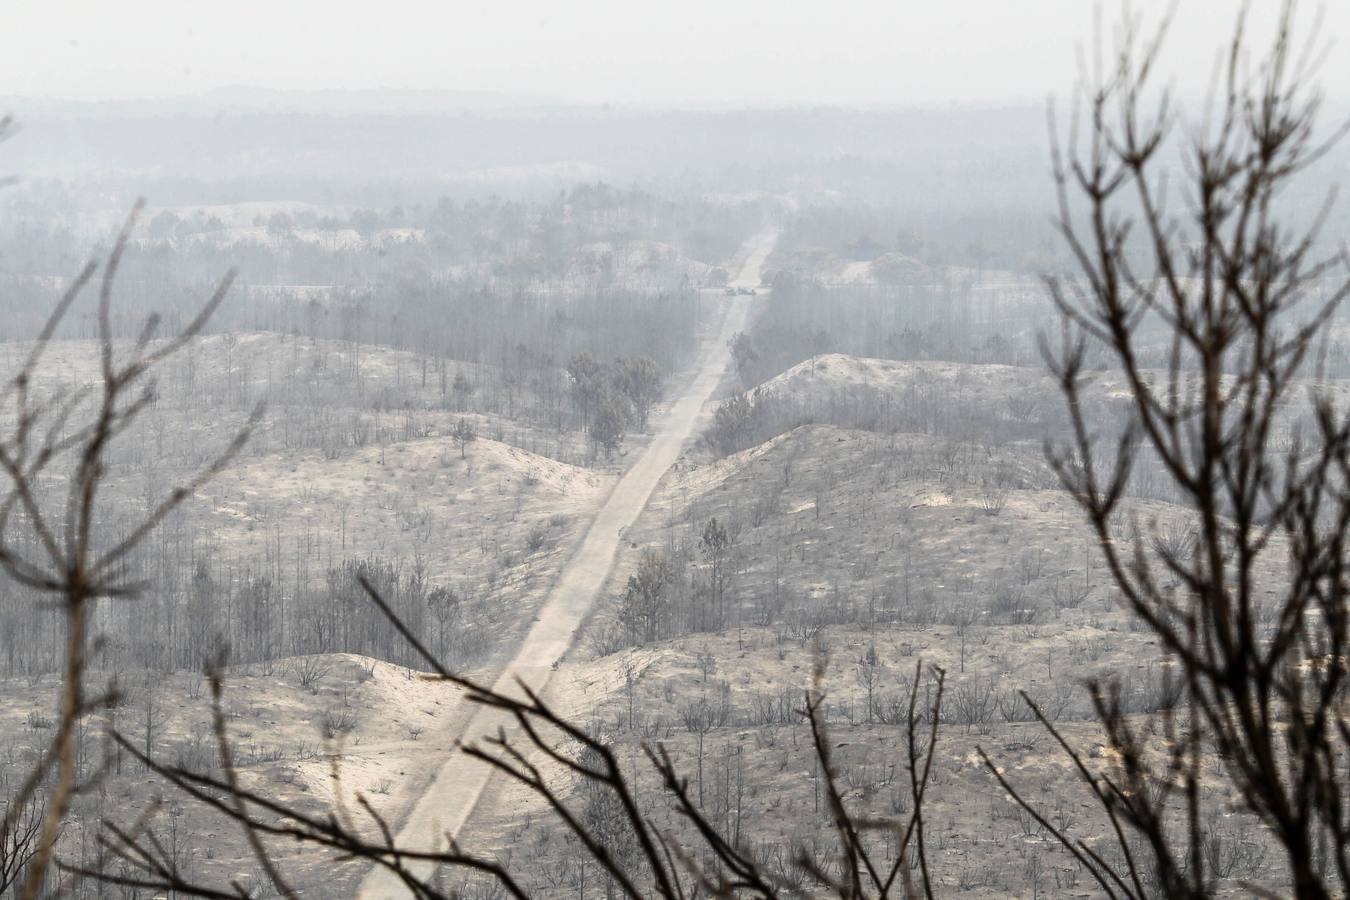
[
  {"xmin": 449, "ymin": 409, "xmax": 1287, "ymax": 897},
  {"xmin": 0, "ymin": 653, "xmax": 502, "ymax": 894},
  {"xmin": 467, "ymin": 632, "xmax": 1265, "ymax": 898}
]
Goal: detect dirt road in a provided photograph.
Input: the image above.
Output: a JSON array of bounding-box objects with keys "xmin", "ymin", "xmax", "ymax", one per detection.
[{"xmin": 357, "ymin": 230, "xmax": 775, "ymax": 898}]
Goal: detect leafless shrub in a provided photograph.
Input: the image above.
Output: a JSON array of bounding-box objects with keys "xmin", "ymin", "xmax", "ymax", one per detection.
[
  {"xmin": 524, "ymin": 524, "xmax": 549, "ymax": 554},
  {"xmin": 22, "ymin": 712, "xmax": 52, "ymax": 732},
  {"xmin": 1050, "ymin": 579, "xmax": 1089, "ymax": 612},
  {"xmin": 586, "ymin": 618, "xmax": 628, "ymax": 658},
  {"xmin": 319, "ymin": 703, "xmax": 358, "ymax": 740},
  {"xmin": 946, "ymin": 677, "xmax": 996, "ymax": 734},
  {"xmin": 986, "ymin": 587, "xmax": 1038, "ymax": 626},
  {"xmin": 998, "ymin": 688, "xmax": 1037, "ymax": 723},
  {"xmin": 976, "ymin": 481, "xmax": 1008, "ymax": 516},
  {"xmin": 1149, "ymin": 520, "xmax": 1197, "ymax": 563},
  {"xmin": 786, "ymin": 605, "xmax": 828, "ymax": 646},
  {"xmin": 1065, "ymin": 635, "xmax": 1110, "ymax": 664},
  {"xmin": 749, "ymin": 685, "xmax": 799, "ymax": 727},
  {"xmin": 0, "ymin": 791, "xmax": 42, "ymax": 896},
  {"xmin": 293, "ymin": 656, "xmax": 331, "ymax": 693}
]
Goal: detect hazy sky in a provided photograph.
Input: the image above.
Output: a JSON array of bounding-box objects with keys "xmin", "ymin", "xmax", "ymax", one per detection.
[{"xmin": 5, "ymin": 1, "xmax": 1348, "ymax": 108}]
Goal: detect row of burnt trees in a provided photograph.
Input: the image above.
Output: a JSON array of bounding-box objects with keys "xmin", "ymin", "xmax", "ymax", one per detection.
[
  {"xmin": 3, "ymin": 5, "xmax": 1350, "ymax": 898},
  {"xmin": 728, "ymin": 267, "xmax": 1048, "ymax": 391},
  {"xmin": 612, "ymin": 518, "xmax": 735, "ymax": 648},
  {"xmin": 566, "ymin": 352, "xmax": 663, "ymax": 458},
  {"xmin": 0, "ymin": 551, "xmax": 502, "ymax": 680}
]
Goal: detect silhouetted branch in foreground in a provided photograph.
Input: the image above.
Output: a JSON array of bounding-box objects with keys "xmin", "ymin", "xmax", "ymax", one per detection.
[
  {"xmin": 0, "ymin": 200, "xmax": 259, "ymax": 898},
  {"xmin": 978, "ymin": 3, "xmax": 1350, "ymax": 898},
  {"xmin": 78, "ymin": 573, "xmax": 946, "ymax": 898}
]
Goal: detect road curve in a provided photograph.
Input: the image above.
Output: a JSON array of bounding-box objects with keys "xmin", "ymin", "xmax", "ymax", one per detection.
[{"xmin": 357, "ymin": 230, "xmax": 776, "ymax": 898}]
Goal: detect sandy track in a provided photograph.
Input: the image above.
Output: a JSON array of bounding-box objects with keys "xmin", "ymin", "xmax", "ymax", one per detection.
[{"xmin": 357, "ymin": 230, "xmax": 775, "ymax": 898}]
